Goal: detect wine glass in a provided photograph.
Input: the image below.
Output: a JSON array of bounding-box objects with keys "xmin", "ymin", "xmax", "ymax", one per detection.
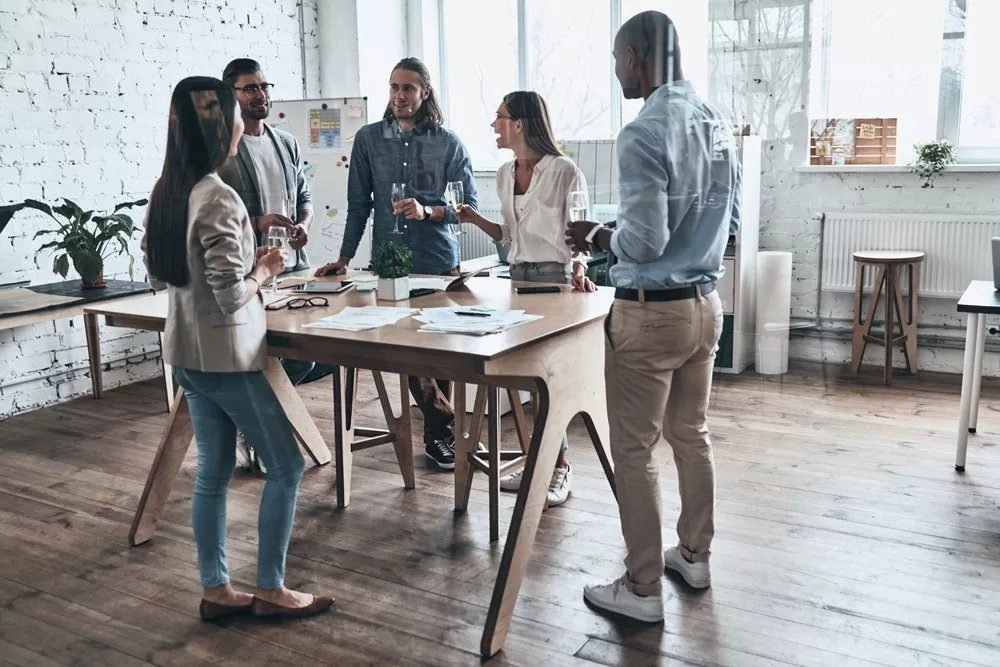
[
  {"xmin": 567, "ymin": 189, "xmax": 589, "ymax": 222},
  {"xmin": 266, "ymin": 225, "xmax": 290, "ymax": 294},
  {"xmin": 445, "ymin": 180, "xmax": 465, "ymax": 268},
  {"xmin": 390, "ymin": 182, "xmax": 406, "ymax": 235}
]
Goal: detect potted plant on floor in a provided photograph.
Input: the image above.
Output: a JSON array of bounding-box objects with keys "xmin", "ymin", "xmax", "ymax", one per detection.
[
  {"xmin": 0, "ymin": 196, "xmax": 147, "ymax": 288},
  {"xmin": 372, "ymin": 239, "xmax": 412, "ymax": 301}
]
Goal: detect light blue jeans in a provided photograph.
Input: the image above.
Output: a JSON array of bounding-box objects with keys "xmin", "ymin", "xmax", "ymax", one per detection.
[
  {"xmin": 509, "ymin": 261, "xmax": 573, "ymax": 454},
  {"xmin": 172, "ymin": 366, "xmax": 305, "ymax": 589}
]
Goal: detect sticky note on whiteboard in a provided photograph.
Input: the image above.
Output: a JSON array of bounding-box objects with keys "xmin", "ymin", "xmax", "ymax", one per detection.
[{"xmin": 347, "ymin": 103, "xmax": 363, "ymax": 118}]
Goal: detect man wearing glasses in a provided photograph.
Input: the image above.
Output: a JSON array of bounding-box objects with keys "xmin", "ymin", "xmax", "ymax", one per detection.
[{"xmin": 219, "ymin": 58, "xmax": 332, "ymax": 467}]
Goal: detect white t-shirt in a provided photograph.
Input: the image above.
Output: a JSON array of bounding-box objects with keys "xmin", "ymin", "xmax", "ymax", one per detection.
[
  {"xmin": 496, "ymin": 154, "xmax": 588, "ymax": 266},
  {"xmin": 241, "ymin": 133, "xmax": 287, "ymax": 218}
]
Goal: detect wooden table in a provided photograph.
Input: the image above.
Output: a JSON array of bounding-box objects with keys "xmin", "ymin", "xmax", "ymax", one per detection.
[
  {"xmin": 955, "ymin": 280, "xmax": 1000, "ymax": 470},
  {"xmin": 0, "ymin": 280, "xmax": 154, "ymax": 399},
  {"xmin": 85, "ymin": 277, "xmax": 616, "ymax": 657}
]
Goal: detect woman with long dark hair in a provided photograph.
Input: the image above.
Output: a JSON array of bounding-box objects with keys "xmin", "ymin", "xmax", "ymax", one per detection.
[
  {"xmin": 456, "ymin": 90, "xmax": 597, "ymax": 507},
  {"xmin": 142, "ymin": 76, "xmax": 332, "ymax": 621}
]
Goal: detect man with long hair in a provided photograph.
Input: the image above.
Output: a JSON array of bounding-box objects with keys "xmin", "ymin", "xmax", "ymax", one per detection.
[
  {"xmin": 567, "ymin": 11, "xmax": 741, "ymax": 622},
  {"xmin": 315, "ymin": 57, "xmax": 478, "ymax": 471}
]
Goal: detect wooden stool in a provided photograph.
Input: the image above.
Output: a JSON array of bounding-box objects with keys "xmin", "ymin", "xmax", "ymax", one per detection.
[{"xmin": 851, "ymin": 250, "xmax": 925, "ymax": 384}]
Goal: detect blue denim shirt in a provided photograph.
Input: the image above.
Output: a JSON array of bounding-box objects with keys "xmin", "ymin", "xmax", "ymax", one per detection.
[
  {"xmin": 340, "ymin": 119, "xmax": 478, "ymax": 275},
  {"xmin": 609, "ymin": 81, "xmax": 741, "ymax": 289}
]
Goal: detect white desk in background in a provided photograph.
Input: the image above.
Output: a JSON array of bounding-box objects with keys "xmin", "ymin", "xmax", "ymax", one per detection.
[{"xmin": 955, "ymin": 280, "xmax": 1000, "ymax": 470}]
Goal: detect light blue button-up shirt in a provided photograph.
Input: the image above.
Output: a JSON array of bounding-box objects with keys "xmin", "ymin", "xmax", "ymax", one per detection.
[{"xmin": 609, "ymin": 81, "xmax": 741, "ymax": 289}]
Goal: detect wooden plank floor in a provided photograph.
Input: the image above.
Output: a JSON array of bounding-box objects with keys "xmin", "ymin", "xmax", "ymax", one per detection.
[{"xmin": 0, "ymin": 361, "xmax": 998, "ymax": 666}]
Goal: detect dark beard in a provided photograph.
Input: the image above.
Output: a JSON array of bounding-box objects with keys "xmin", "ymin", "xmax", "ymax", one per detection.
[
  {"xmin": 244, "ymin": 106, "xmax": 269, "ymax": 121},
  {"xmin": 621, "ymin": 86, "xmax": 642, "ymax": 100}
]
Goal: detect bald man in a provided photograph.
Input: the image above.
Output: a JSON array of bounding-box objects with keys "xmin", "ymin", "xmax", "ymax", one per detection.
[{"xmin": 568, "ymin": 11, "xmax": 741, "ymax": 622}]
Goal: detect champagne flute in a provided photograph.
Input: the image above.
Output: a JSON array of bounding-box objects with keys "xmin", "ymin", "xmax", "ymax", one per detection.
[
  {"xmin": 568, "ymin": 189, "xmax": 589, "ymax": 222},
  {"xmin": 266, "ymin": 225, "xmax": 290, "ymax": 294},
  {"xmin": 390, "ymin": 182, "xmax": 406, "ymax": 235},
  {"xmin": 445, "ymin": 180, "xmax": 465, "ymax": 269}
]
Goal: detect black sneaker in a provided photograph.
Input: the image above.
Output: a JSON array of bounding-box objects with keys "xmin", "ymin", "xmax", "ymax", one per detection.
[{"xmin": 425, "ymin": 438, "xmax": 455, "ymax": 470}]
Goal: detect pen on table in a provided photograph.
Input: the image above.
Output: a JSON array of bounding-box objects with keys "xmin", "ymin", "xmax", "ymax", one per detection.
[{"xmin": 455, "ymin": 310, "xmax": 491, "ymax": 317}]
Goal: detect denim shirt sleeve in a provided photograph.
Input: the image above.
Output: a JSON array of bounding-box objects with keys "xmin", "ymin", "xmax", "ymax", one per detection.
[
  {"xmin": 341, "ymin": 126, "xmax": 373, "ymax": 259},
  {"xmin": 442, "ymin": 136, "xmax": 478, "ymax": 224},
  {"xmin": 611, "ymin": 123, "xmax": 671, "ymax": 264}
]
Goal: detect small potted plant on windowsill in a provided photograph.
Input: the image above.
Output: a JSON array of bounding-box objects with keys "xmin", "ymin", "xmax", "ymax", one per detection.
[
  {"xmin": 0, "ymin": 196, "xmax": 147, "ymax": 288},
  {"xmin": 910, "ymin": 139, "xmax": 957, "ymax": 188},
  {"xmin": 372, "ymin": 239, "xmax": 412, "ymax": 301}
]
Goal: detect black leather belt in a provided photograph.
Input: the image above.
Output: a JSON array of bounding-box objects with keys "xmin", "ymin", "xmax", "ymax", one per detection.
[{"xmin": 615, "ymin": 282, "xmax": 716, "ymax": 302}]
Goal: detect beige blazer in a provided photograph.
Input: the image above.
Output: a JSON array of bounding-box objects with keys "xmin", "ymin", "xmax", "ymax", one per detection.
[{"xmin": 142, "ymin": 173, "xmax": 267, "ymax": 373}]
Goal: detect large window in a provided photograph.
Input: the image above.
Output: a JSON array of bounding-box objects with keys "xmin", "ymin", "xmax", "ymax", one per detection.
[
  {"xmin": 810, "ymin": 0, "xmax": 998, "ymax": 164},
  {"xmin": 439, "ymin": 0, "xmax": 709, "ymax": 170}
]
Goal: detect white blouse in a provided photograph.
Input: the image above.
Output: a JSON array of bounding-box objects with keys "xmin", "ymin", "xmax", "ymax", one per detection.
[{"xmin": 496, "ymin": 154, "xmax": 589, "ymax": 266}]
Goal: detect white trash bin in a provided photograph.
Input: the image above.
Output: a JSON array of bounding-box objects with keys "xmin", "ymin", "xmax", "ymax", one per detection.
[{"xmin": 755, "ymin": 251, "xmax": 792, "ymax": 375}]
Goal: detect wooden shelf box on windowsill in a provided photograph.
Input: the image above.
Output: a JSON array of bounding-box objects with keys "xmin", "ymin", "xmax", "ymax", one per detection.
[{"xmin": 809, "ymin": 118, "xmax": 897, "ymax": 166}]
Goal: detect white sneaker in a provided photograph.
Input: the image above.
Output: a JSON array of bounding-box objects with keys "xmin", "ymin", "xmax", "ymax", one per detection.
[
  {"xmin": 546, "ymin": 464, "xmax": 572, "ymax": 507},
  {"xmin": 663, "ymin": 546, "xmax": 711, "ymax": 589},
  {"xmin": 499, "ymin": 468, "xmax": 523, "ymax": 492},
  {"xmin": 235, "ymin": 432, "xmax": 253, "ymax": 470},
  {"xmin": 583, "ymin": 575, "xmax": 663, "ymax": 623}
]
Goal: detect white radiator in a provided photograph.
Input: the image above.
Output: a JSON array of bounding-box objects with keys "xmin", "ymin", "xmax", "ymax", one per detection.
[
  {"xmin": 820, "ymin": 212, "xmax": 1000, "ymax": 298},
  {"xmin": 460, "ymin": 205, "xmax": 501, "ymax": 260}
]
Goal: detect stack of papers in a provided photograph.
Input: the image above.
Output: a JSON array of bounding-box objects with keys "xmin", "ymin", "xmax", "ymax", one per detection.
[
  {"xmin": 414, "ymin": 306, "xmax": 541, "ymax": 335},
  {"xmin": 303, "ymin": 306, "xmax": 416, "ymax": 331}
]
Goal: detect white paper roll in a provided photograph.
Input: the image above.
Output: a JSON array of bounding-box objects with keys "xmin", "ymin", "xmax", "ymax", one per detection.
[{"xmin": 755, "ymin": 251, "xmax": 793, "ymax": 374}]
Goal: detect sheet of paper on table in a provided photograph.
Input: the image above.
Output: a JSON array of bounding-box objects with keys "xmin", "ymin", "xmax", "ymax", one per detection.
[
  {"xmin": 303, "ymin": 306, "xmax": 416, "ymax": 331},
  {"xmin": 414, "ymin": 306, "xmax": 541, "ymax": 335}
]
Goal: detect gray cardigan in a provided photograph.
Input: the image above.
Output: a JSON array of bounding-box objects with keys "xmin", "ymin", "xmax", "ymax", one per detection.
[
  {"xmin": 143, "ymin": 173, "xmax": 267, "ymax": 373},
  {"xmin": 217, "ymin": 124, "xmax": 313, "ymax": 271}
]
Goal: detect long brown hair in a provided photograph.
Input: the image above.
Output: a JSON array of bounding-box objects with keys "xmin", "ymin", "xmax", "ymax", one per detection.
[
  {"xmin": 382, "ymin": 57, "xmax": 445, "ymax": 127},
  {"xmin": 146, "ymin": 77, "xmax": 238, "ymax": 286},
  {"xmin": 502, "ymin": 91, "xmax": 562, "ymax": 157}
]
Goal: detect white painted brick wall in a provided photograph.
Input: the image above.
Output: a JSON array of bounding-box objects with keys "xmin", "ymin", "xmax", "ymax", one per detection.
[{"xmin": 0, "ymin": 0, "xmax": 319, "ymax": 418}]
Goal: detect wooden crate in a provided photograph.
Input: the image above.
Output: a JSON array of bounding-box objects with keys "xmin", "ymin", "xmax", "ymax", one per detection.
[{"xmin": 810, "ymin": 118, "xmax": 896, "ymax": 165}]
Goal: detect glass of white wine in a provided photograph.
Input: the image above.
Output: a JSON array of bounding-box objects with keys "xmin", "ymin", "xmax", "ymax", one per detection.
[
  {"xmin": 567, "ymin": 189, "xmax": 589, "ymax": 222},
  {"xmin": 390, "ymin": 182, "xmax": 406, "ymax": 235},
  {"xmin": 266, "ymin": 225, "xmax": 290, "ymax": 294}
]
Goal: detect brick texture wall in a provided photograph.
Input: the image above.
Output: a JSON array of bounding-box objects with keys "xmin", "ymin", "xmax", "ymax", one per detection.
[{"xmin": 0, "ymin": 0, "xmax": 318, "ymax": 417}]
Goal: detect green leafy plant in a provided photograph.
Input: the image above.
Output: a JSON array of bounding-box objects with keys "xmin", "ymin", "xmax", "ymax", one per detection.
[
  {"xmin": 372, "ymin": 240, "xmax": 412, "ymax": 279},
  {"xmin": 910, "ymin": 139, "xmax": 957, "ymax": 188},
  {"xmin": 0, "ymin": 197, "xmax": 147, "ymax": 285}
]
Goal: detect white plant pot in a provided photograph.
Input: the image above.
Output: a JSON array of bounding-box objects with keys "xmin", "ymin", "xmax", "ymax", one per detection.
[{"xmin": 377, "ymin": 276, "xmax": 409, "ymax": 301}]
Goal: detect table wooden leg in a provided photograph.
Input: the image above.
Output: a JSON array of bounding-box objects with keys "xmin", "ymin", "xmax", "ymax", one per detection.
[
  {"xmin": 487, "ymin": 387, "xmax": 500, "ymax": 543},
  {"xmin": 334, "ymin": 366, "xmax": 358, "ymax": 508},
  {"xmin": 372, "ymin": 371, "xmax": 414, "ymax": 490},
  {"xmin": 84, "ymin": 312, "xmax": 103, "ymax": 398},
  {"xmin": 883, "ymin": 266, "xmax": 895, "ymax": 385},
  {"xmin": 157, "ymin": 332, "xmax": 174, "ymax": 413},
  {"xmin": 264, "ymin": 357, "xmax": 331, "ymax": 467},
  {"xmin": 129, "ymin": 387, "xmax": 192, "ymax": 546},
  {"xmin": 956, "ymin": 313, "xmax": 982, "ymax": 471},
  {"xmin": 454, "ymin": 385, "xmax": 488, "ymax": 512}
]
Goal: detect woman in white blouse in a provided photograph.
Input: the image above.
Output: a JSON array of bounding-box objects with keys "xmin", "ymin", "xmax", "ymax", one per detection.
[{"xmin": 456, "ymin": 91, "xmax": 596, "ymax": 507}]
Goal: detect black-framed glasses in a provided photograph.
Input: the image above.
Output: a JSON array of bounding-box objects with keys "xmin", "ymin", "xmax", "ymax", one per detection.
[
  {"xmin": 234, "ymin": 83, "xmax": 275, "ymax": 97},
  {"xmin": 265, "ymin": 295, "xmax": 328, "ymax": 311},
  {"xmin": 494, "ymin": 113, "xmax": 515, "ymax": 122}
]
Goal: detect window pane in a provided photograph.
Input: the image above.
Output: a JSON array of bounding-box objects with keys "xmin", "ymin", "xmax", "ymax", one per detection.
[
  {"xmin": 441, "ymin": 0, "xmax": 518, "ymax": 171},
  {"xmin": 526, "ymin": 0, "xmax": 613, "ymax": 141},
  {"xmin": 809, "ymin": 0, "xmax": 946, "ymax": 163},
  {"xmin": 621, "ymin": 0, "xmax": 710, "ymax": 126},
  {"xmin": 956, "ymin": 0, "xmax": 1000, "ymax": 149}
]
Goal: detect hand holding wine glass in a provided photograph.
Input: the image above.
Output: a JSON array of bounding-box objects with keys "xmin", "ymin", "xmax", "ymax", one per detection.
[
  {"xmin": 390, "ymin": 182, "xmax": 406, "ymax": 234},
  {"xmin": 265, "ymin": 225, "xmax": 290, "ymax": 293}
]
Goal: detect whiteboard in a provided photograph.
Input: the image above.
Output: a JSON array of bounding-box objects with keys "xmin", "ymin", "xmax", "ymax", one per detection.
[{"xmin": 269, "ymin": 97, "xmax": 373, "ymax": 268}]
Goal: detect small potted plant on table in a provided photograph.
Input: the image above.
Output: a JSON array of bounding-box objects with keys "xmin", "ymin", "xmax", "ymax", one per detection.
[{"xmin": 372, "ymin": 239, "xmax": 412, "ymax": 301}]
